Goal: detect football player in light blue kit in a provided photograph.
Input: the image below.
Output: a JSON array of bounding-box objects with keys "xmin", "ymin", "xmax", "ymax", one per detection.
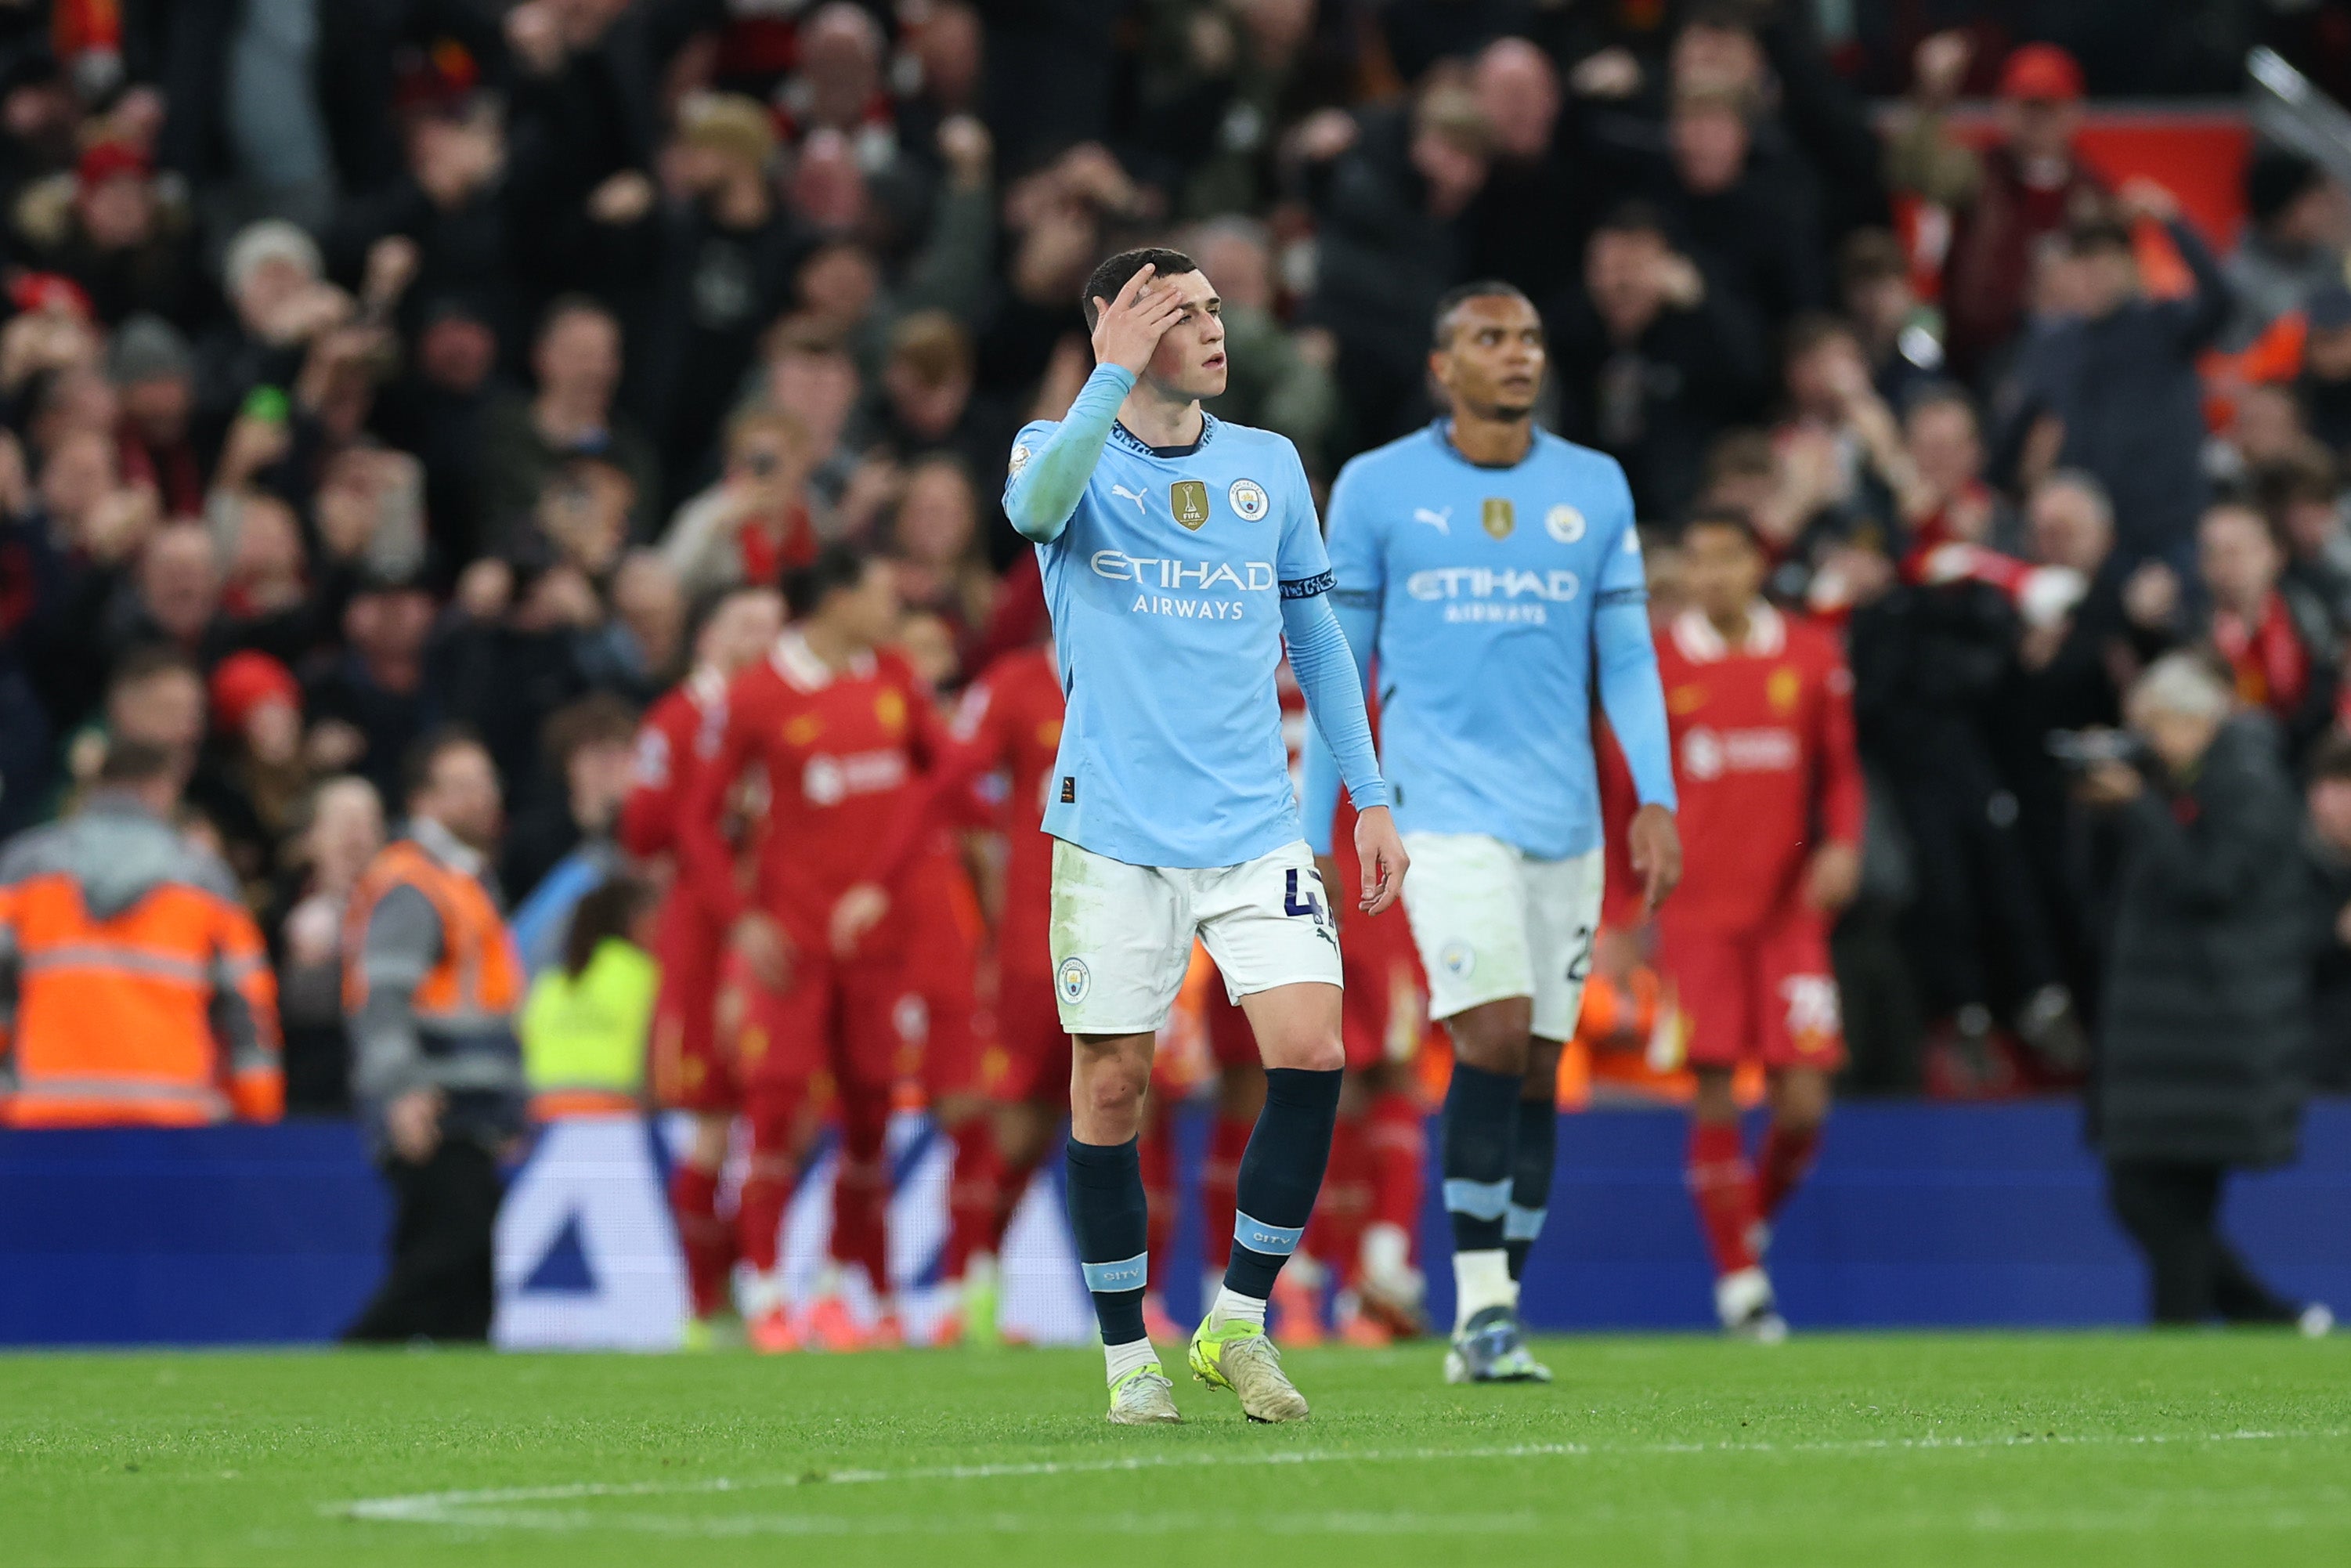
[
  {"xmin": 1004, "ymin": 247, "xmax": 1406, "ymax": 1425},
  {"xmin": 1302, "ymin": 281, "xmax": 1682, "ymax": 1383}
]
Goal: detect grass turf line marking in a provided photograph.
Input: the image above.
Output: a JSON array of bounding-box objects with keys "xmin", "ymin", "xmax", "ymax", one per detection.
[{"xmin": 338, "ymin": 1428, "xmax": 2351, "ymax": 1532}]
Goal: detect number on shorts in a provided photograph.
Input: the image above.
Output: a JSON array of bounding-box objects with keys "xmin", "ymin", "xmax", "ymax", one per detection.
[
  {"xmin": 1565, "ymin": 924, "xmax": 1595, "ymax": 985},
  {"xmin": 1284, "ymin": 867, "xmax": 1326, "ymax": 920}
]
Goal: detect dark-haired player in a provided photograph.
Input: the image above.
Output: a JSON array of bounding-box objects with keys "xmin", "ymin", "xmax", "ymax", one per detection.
[
  {"xmin": 1656, "ymin": 511, "xmax": 1862, "ymax": 1340},
  {"xmin": 676, "ymin": 547, "xmax": 949, "ymax": 1353},
  {"xmin": 1302, "ymin": 280, "xmax": 1681, "ymax": 1383},
  {"xmin": 1004, "ymin": 246, "xmax": 1402, "ymax": 1423},
  {"xmin": 618, "ymin": 583, "xmax": 783, "ymax": 1347}
]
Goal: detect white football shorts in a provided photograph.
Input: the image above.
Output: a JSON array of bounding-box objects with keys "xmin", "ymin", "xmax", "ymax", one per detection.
[
  {"xmin": 1049, "ymin": 838, "xmax": 1343, "ymax": 1035},
  {"xmin": 1400, "ymin": 833, "xmax": 1604, "ymax": 1041}
]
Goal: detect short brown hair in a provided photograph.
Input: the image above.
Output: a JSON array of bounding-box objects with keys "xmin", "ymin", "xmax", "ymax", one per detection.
[
  {"xmin": 887, "ymin": 310, "xmax": 974, "ymax": 388},
  {"xmin": 1783, "ymin": 310, "xmax": 1858, "ymax": 362},
  {"xmin": 1838, "ymin": 228, "xmax": 1909, "ymax": 294},
  {"xmin": 540, "ymin": 692, "xmax": 639, "ymax": 773},
  {"xmin": 1703, "ymin": 428, "xmax": 1775, "ymax": 486}
]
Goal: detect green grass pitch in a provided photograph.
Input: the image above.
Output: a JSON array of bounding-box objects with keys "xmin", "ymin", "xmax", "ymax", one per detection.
[{"xmin": 4, "ymin": 1334, "xmax": 2348, "ymax": 1566}]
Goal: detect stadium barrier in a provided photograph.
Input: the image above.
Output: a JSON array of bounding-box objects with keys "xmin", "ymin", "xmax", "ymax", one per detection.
[{"xmin": 2, "ymin": 1102, "xmax": 2346, "ymax": 1346}]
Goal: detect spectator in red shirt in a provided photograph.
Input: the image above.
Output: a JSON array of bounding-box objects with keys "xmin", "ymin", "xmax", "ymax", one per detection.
[
  {"xmin": 659, "ymin": 408, "xmax": 820, "ymax": 602},
  {"xmin": 1890, "ymin": 35, "xmax": 2108, "ymax": 383},
  {"xmin": 2194, "ymin": 499, "xmax": 2338, "ymax": 762}
]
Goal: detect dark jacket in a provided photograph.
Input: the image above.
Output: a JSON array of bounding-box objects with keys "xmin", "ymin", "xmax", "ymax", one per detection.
[
  {"xmin": 2303, "ymin": 831, "xmax": 2351, "ymax": 1094},
  {"xmin": 2095, "ymin": 717, "xmax": 2312, "ymax": 1168},
  {"xmin": 1552, "ymin": 283, "xmax": 1770, "ymax": 522},
  {"xmin": 2007, "ymin": 219, "xmax": 2232, "ymax": 566}
]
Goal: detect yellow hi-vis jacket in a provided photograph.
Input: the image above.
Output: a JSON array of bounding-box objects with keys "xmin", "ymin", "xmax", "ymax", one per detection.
[{"xmin": 520, "ymin": 938, "xmax": 657, "ymax": 1119}]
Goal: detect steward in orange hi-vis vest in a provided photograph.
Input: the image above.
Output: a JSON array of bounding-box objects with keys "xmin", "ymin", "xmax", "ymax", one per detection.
[
  {"xmin": 0, "ymin": 789, "xmax": 281, "ymax": 1127},
  {"xmin": 342, "ymin": 816, "xmax": 526, "ymax": 1146}
]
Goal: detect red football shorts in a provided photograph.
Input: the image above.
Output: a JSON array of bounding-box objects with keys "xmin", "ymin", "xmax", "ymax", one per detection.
[
  {"xmin": 648, "ymin": 894, "xmax": 737, "ymax": 1113},
  {"xmin": 1340, "ymin": 905, "xmax": 1422, "ymax": 1069},
  {"xmin": 1204, "ymin": 981, "xmax": 1258, "ymax": 1069},
  {"xmin": 731, "ymin": 948, "xmax": 910, "ymax": 1100},
  {"xmin": 1204, "ymin": 917, "xmax": 1416, "ymax": 1075},
  {"xmin": 1661, "ymin": 913, "xmax": 1847, "ymax": 1071},
  {"xmin": 991, "ymin": 963, "xmax": 1071, "ymax": 1105},
  {"xmin": 907, "ymin": 918, "xmax": 984, "ymax": 1103}
]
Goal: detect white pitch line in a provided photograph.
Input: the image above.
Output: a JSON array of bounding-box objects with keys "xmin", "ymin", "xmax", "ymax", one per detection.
[{"xmin": 336, "ymin": 1428, "xmax": 2351, "ymax": 1532}]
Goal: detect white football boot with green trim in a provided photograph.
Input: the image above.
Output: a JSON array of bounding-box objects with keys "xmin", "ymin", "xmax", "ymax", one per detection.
[
  {"xmin": 1189, "ymin": 1313, "xmax": 1310, "ymax": 1422},
  {"xmin": 1106, "ymin": 1362, "xmax": 1183, "ymax": 1425}
]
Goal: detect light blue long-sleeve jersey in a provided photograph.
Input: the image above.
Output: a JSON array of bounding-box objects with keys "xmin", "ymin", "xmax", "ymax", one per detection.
[
  {"xmin": 1300, "ymin": 421, "xmax": 1676, "ymax": 859},
  {"xmin": 1006, "ymin": 363, "xmax": 1386, "ymax": 869}
]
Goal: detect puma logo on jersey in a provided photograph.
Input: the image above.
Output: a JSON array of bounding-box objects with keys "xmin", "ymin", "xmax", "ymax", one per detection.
[
  {"xmin": 1110, "ymin": 484, "xmax": 1150, "ymax": 513},
  {"xmin": 1412, "ymin": 507, "xmax": 1452, "ymax": 533}
]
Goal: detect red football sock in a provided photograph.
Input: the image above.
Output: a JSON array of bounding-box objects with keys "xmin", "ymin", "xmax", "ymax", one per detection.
[
  {"xmin": 829, "ymin": 1092, "xmax": 892, "ymax": 1292},
  {"xmin": 1201, "ymin": 1111, "xmax": 1251, "ymax": 1271},
  {"xmin": 940, "ymin": 1117, "xmax": 1002, "ymax": 1283},
  {"xmin": 669, "ymin": 1162, "xmax": 735, "ymax": 1321},
  {"xmin": 739, "ymin": 1086, "xmax": 805, "ymax": 1275},
  {"xmin": 1140, "ymin": 1100, "xmax": 1177, "ymax": 1288},
  {"xmin": 1364, "ymin": 1088, "xmax": 1426, "ymax": 1239},
  {"xmin": 1757, "ymin": 1120, "xmax": 1822, "ymax": 1221},
  {"xmin": 991, "ymin": 1149, "xmax": 1037, "ymax": 1251},
  {"xmin": 1685, "ymin": 1119, "xmax": 1760, "ymax": 1278},
  {"xmin": 1305, "ymin": 1111, "xmax": 1370, "ymax": 1284}
]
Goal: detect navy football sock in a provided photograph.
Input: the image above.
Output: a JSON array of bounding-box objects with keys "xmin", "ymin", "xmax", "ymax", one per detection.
[
  {"xmin": 1442, "ymin": 1061, "xmax": 1522, "ymax": 1255},
  {"xmin": 1506, "ymin": 1093, "xmax": 1558, "ymax": 1282},
  {"xmin": 1223, "ymin": 1066, "xmax": 1343, "ymax": 1300},
  {"xmin": 1065, "ymin": 1136, "xmax": 1149, "ymax": 1345}
]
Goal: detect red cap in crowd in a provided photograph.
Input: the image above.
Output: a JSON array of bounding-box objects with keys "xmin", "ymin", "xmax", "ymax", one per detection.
[
  {"xmin": 208, "ymin": 651, "xmax": 301, "ymax": 737},
  {"xmin": 6, "ymin": 271, "xmax": 94, "ymax": 320},
  {"xmin": 76, "ymin": 139, "xmax": 151, "ymax": 190},
  {"xmin": 1999, "ymin": 43, "xmax": 2085, "ymax": 104}
]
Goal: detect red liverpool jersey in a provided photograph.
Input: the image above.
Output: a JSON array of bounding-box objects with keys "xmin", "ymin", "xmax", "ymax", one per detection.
[
  {"xmin": 948, "ymin": 645, "xmax": 1065, "ymax": 975},
  {"xmin": 680, "ymin": 630, "xmax": 946, "ymax": 953},
  {"xmin": 1656, "ymin": 602, "xmax": 1864, "ymax": 934},
  {"xmin": 619, "ymin": 667, "xmax": 730, "ymax": 862}
]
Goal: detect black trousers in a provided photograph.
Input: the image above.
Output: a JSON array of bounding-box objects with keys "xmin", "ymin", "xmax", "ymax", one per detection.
[
  {"xmin": 2104, "ymin": 1158, "xmax": 2299, "ymax": 1326},
  {"xmin": 344, "ymin": 1138, "xmax": 504, "ymax": 1343}
]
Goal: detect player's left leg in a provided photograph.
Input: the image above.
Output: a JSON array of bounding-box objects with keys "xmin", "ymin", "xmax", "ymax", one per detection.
[
  {"xmin": 659, "ymin": 937, "xmax": 745, "ymax": 1344},
  {"xmin": 1185, "ymin": 976, "xmax": 1340, "ymax": 1422},
  {"xmin": 1197, "ymin": 988, "xmax": 1260, "ymax": 1317},
  {"xmin": 1183, "ymin": 843, "xmax": 1348, "ymax": 1422},
  {"xmin": 1749, "ymin": 916, "xmax": 1848, "ymax": 1270},
  {"xmin": 1356, "ymin": 1060, "xmax": 1430, "ymax": 1335},
  {"xmin": 806, "ymin": 966, "xmax": 907, "ymax": 1350},
  {"xmin": 1757, "ymin": 1068, "xmax": 1829, "ymax": 1226},
  {"xmin": 1506, "ymin": 842, "xmax": 1607, "ymax": 1321},
  {"xmin": 1507, "ymin": 1035, "xmax": 1566, "ymax": 1287}
]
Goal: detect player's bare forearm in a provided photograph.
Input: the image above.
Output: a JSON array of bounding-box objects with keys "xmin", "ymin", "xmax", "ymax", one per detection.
[{"xmin": 1630, "ymin": 802, "xmax": 1681, "ymax": 913}]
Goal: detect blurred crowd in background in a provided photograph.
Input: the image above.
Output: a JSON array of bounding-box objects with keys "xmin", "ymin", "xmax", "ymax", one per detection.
[{"xmin": 2, "ymin": 0, "xmax": 2351, "ymax": 1122}]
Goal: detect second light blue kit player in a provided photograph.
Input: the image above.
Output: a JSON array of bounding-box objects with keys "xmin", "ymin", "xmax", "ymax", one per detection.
[
  {"xmin": 1003, "ymin": 247, "xmax": 1407, "ymax": 1427},
  {"xmin": 1302, "ymin": 280, "xmax": 1682, "ymax": 1385}
]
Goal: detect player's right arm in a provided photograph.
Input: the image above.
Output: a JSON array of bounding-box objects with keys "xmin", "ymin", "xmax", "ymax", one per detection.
[
  {"xmin": 1300, "ymin": 457, "xmax": 1381, "ymax": 859},
  {"xmin": 616, "ymin": 699, "xmax": 689, "ymax": 860},
  {"xmin": 1002, "ymin": 264, "xmax": 1185, "ymax": 542},
  {"xmin": 676, "ymin": 679, "xmax": 790, "ymax": 986}
]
